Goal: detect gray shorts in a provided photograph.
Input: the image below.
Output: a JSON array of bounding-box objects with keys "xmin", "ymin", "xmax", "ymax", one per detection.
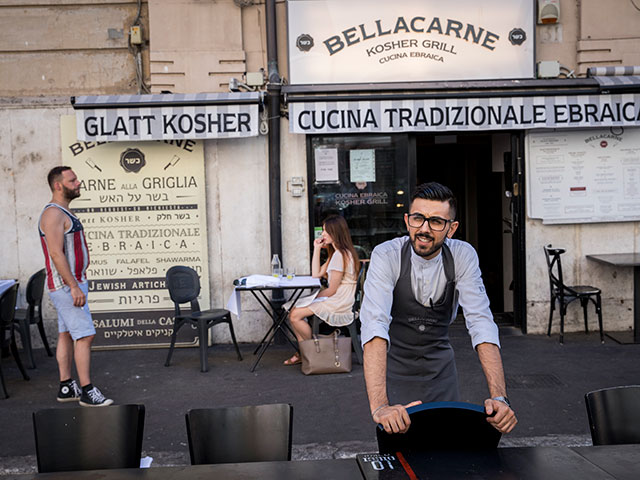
[{"xmin": 48, "ymin": 282, "xmax": 96, "ymax": 340}]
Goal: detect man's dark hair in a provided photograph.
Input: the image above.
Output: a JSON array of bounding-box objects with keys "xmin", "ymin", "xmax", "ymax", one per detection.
[
  {"xmin": 410, "ymin": 182, "xmax": 458, "ymax": 220},
  {"xmin": 47, "ymin": 166, "xmax": 72, "ymax": 190}
]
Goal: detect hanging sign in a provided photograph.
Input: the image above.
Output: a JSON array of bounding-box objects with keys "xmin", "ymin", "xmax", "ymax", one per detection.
[
  {"xmin": 290, "ymin": 94, "xmax": 640, "ymax": 134},
  {"xmin": 287, "ymin": 0, "xmax": 534, "ymax": 84}
]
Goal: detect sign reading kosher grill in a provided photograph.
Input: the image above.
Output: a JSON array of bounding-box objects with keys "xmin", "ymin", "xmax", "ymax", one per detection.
[
  {"xmin": 74, "ymin": 94, "xmax": 260, "ymax": 142},
  {"xmin": 287, "ymin": 0, "xmax": 534, "ymax": 84},
  {"xmin": 61, "ymin": 115, "xmax": 210, "ymax": 349},
  {"xmin": 289, "ymin": 94, "xmax": 640, "ymax": 134}
]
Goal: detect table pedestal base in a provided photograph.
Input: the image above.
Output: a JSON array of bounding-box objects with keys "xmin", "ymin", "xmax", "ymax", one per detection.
[{"xmin": 605, "ymin": 330, "xmax": 639, "ymax": 345}]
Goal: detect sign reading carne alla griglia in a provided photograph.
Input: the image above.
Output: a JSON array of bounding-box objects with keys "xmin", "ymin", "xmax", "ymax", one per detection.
[{"xmin": 61, "ymin": 115, "xmax": 209, "ymax": 349}]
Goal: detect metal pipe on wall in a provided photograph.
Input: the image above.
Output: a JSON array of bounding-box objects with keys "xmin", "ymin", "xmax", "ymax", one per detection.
[{"xmin": 265, "ymin": 0, "xmax": 282, "ymax": 261}]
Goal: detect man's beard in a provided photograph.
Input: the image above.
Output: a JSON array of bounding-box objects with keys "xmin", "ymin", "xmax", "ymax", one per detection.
[
  {"xmin": 409, "ymin": 232, "xmax": 446, "ymax": 258},
  {"xmin": 63, "ymin": 186, "xmax": 80, "ymax": 201}
]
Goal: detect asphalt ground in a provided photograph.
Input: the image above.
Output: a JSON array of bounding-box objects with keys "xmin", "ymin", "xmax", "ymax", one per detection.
[{"xmin": 1, "ymin": 323, "xmax": 639, "ymax": 476}]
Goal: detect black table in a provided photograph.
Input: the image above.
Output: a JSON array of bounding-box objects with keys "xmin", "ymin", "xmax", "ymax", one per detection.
[
  {"xmin": 357, "ymin": 445, "xmax": 640, "ymax": 479},
  {"xmin": 586, "ymin": 253, "xmax": 640, "ymax": 344},
  {"xmin": 233, "ymin": 276, "xmax": 320, "ymax": 371},
  {"xmin": 34, "ymin": 459, "xmax": 360, "ymax": 479}
]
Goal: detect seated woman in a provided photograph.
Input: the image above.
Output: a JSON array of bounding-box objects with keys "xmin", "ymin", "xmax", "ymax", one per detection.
[{"xmin": 284, "ymin": 215, "xmax": 360, "ymax": 365}]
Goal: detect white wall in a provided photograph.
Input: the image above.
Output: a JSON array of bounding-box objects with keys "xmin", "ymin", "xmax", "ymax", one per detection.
[{"xmin": 526, "ymin": 217, "xmax": 639, "ymax": 335}]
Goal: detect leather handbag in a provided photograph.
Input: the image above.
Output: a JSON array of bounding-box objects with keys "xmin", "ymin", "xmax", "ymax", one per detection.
[{"xmin": 299, "ymin": 330, "xmax": 352, "ymax": 375}]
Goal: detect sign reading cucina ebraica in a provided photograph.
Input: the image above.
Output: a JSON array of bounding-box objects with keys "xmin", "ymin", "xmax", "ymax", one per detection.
[
  {"xmin": 287, "ymin": 0, "xmax": 534, "ymax": 84},
  {"xmin": 61, "ymin": 115, "xmax": 209, "ymax": 349}
]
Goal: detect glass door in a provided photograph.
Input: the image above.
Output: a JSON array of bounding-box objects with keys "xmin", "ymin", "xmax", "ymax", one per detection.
[{"xmin": 307, "ymin": 134, "xmax": 413, "ymax": 259}]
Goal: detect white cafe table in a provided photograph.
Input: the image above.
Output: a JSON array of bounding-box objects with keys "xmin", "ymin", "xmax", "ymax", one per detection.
[{"xmin": 227, "ymin": 275, "xmax": 321, "ymax": 371}]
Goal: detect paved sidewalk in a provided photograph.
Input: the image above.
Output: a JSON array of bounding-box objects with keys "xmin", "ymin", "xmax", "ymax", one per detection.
[{"xmin": 1, "ymin": 324, "xmax": 638, "ymax": 476}]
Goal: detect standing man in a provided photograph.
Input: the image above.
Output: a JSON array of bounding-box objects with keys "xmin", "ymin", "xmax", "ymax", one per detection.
[
  {"xmin": 361, "ymin": 182, "xmax": 516, "ymax": 434},
  {"xmin": 39, "ymin": 166, "xmax": 113, "ymax": 407}
]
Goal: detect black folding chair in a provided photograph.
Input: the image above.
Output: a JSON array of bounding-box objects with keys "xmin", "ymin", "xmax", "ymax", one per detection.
[
  {"xmin": 543, "ymin": 245, "xmax": 604, "ymax": 344},
  {"xmin": 14, "ymin": 269, "xmax": 52, "ymax": 368},
  {"xmin": 585, "ymin": 385, "xmax": 640, "ymax": 446},
  {"xmin": 186, "ymin": 403, "xmax": 293, "ymax": 465},
  {"xmin": 0, "ymin": 283, "xmax": 30, "ymax": 399},
  {"xmin": 33, "ymin": 404, "xmax": 145, "ymax": 473},
  {"xmin": 311, "ymin": 262, "xmax": 366, "ymax": 364},
  {"xmin": 376, "ymin": 402, "xmax": 501, "ymax": 454},
  {"xmin": 164, "ymin": 266, "xmax": 242, "ymax": 372}
]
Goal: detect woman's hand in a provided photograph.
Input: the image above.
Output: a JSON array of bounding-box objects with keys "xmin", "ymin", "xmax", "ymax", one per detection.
[{"xmin": 313, "ymin": 237, "xmax": 326, "ymax": 249}]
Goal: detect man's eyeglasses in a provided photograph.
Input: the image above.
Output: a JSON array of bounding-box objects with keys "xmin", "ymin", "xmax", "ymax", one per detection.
[{"xmin": 407, "ymin": 214, "xmax": 453, "ymax": 231}]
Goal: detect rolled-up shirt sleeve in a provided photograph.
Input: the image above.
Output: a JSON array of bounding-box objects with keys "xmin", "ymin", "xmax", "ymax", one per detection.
[
  {"xmin": 360, "ymin": 242, "xmax": 400, "ymax": 348},
  {"xmin": 454, "ymin": 242, "xmax": 500, "ymax": 349}
]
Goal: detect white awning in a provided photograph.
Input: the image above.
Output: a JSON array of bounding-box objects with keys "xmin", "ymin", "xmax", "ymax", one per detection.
[{"xmin": 72, "ymin": 92, "xmax": 262, "ymax": 141}]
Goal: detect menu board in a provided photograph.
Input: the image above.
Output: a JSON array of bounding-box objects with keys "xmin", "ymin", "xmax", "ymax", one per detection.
[
  {"xmin": 526, "ymin": 128, "xmax": 640, "ymax": 224},
  {"xmin": 60, "ymin": 116, "xmax": 209, "ymax": 348}
]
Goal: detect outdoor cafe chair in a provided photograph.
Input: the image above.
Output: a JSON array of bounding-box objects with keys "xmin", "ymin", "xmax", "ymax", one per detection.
[
  {"xmin": 33, "ymin": 404, "xmax": 145, "ymax": 473},
  {"xmin": 376, "ymin": 402, "xmax": 502, "ymax": 454},
  {"xmin": 186, "ymin": 403, "xmax": 293, "ymax": 465},
  {"xmin": 585, "ymin": 385, "xmax": 640, "ymax": 446},
  {"xmin": 164, "ymin": 265, "xmax": 242, "ymax": 372},
  {"xmin": 311, "ymin": 261, "xmax": 366, "ymax": 364},
  {"xmin": 14, "ymin": 269, "xmax": 52, "ymax": 369},
  {"xmin": 543, "ymin": 245, "xmax": 604, "ymax": 344},
  {"xmin": 0, "ymin": 283, "xmax": 30, "ymax": 399}
]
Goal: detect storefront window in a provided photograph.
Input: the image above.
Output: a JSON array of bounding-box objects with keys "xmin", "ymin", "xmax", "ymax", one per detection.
[{"xmin": 308, "ymin": 134, "xmax": 411, "ymax": 259}]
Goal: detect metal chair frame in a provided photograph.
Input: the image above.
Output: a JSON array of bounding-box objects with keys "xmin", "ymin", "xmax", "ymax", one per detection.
[
  {"xmin": 543, "ymin": 245, "xmax": 603, "ymax": 344},
  {"xmin": 0, "ymin": 283, "xmax": 30, "ymax": 399}
]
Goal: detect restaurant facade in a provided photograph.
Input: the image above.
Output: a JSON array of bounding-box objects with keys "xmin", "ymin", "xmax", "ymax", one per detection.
[{"xmin": 1, "ymin": 0, "xmax": 640, "ymax": 347}]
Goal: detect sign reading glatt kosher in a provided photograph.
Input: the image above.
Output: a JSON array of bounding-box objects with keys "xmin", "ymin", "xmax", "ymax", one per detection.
[
  {"xmin": 61, "ymin": 115, "xmax": 209, "ymax": 349},
  {"xmin": 74, "ymin": 93, "xmax": 260, "ymax": 142},
  {"xmin": 287, "ymin": 0, "xmax": 534, "ymax": 84},
  {"xmin": 289, "ymin": 94, "xmax": 640, "ymax": 134}
]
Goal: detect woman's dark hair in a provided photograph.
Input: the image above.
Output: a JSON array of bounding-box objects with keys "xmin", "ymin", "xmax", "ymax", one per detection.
[
  {"xmin": 411, "ymin": 182, "xmax": 457, "ymax": 220},
  {"xmin": 322, "ymin": 215, "xmax": 360, "ymax": 276}
]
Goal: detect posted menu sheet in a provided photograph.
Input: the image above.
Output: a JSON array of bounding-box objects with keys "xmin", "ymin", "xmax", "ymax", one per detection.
[
  {"xmin": 61, "ymin": 115, "xmax": 209, "ymax": 348},
  {"xmin": 526, "ymin": 127, "xmax": 640, "ymax": 224}
]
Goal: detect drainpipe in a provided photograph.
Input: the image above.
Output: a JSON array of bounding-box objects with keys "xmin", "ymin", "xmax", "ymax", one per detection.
[
  {"xmin": 265, "ymin": 0, "xmax": 282, "ymax": 262},
  {"xmin": 265, "ymin": 0, "xmax": 285, "ymax": 318}
]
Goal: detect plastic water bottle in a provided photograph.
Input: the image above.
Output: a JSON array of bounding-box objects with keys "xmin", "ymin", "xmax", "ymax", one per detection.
[{"xmin": 271, "ymin": 254, "xmax": 282, "ymax": 277}]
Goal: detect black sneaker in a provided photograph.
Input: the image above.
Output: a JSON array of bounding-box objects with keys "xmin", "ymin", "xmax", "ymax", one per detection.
[
  {"xmin": 57, "ymin": 380, "xmax": 81, "ymax": 403},
  {"xmin": 79, "ymin": 386, "xmax": 114, "ymax": 407}
]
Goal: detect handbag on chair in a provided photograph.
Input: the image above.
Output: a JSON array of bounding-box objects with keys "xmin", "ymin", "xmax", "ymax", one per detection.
[{"xmin": 299, "ymin": 330, "xmax": 352, "ymax": 375}]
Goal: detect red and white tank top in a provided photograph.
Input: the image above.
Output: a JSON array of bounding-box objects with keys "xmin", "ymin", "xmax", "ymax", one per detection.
[{"xmin": 38, "ymin": 203, "xmax": 90, "ymax": 292}]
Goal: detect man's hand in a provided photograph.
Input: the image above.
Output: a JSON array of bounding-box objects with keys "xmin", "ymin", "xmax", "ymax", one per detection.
[
  {"xmin": 373, "ymin": 400, "xmax": 422, "ymax": 434},
  {"xmin": 485, "ymin": 398, "xmax": 517, "ymax": 433},
  {"xmin": 70, "ymin": 285, "xmax": 86, "ymax": 307}
]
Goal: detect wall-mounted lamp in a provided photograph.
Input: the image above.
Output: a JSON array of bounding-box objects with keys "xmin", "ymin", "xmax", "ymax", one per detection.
[{"xmin": 538, "ymin": 0, "xmax": 560, "ymax": 25}]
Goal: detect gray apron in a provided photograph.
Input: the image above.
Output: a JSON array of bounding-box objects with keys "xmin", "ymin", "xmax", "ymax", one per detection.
[{"xmin": 387, "ymin": 239, "xmax": 460, "ymax": 405}]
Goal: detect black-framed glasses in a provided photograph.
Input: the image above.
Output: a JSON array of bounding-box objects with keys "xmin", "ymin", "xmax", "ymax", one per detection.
[{"xmin": 407, "ymin": 214, "xmax": 453, "ymax": 231}]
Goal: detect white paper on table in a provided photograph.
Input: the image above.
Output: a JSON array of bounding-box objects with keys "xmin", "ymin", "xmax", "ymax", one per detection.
[
  {"xmin": 226, "ymin": 288, "xmax": 241, "ymax": 316},
  {"xmin": 139, "ymin": 456, "xmax": 153, "ymax": 468}
]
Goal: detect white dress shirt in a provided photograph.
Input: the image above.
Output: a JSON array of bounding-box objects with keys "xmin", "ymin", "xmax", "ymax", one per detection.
[{"xmin": 360, "ymin": 236, "xmax": 500, "ymax": 350}]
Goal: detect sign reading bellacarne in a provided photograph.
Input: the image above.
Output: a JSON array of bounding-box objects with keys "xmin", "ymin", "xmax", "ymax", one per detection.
[
  {"xmin": 287, "ymin": 0, "xmax": 534, "ymax": 84},
  {"xmin": 61, "ymin": 115, "xmax": 209, "ymax": 349}
]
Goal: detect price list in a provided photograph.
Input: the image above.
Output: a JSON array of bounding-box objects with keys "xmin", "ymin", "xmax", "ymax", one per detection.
[{"xmin": 61, "ymin": 116, "xmax": 209, "ymax": 348}]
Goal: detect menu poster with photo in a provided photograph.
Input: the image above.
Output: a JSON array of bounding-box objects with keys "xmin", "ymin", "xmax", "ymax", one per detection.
[
  {"xmin": 60, "ymin": 115, "xmax": 209, "ymax": 349},
  {"xmin": 527, "ymin": 128, "xmax": 640, "ymax": 224},
  {"xmin": 314, "ymin": 147, "xmax": 339, "ymax": 182},
  {"xmin": 350, "ymin": 149, "xmax": 376, "ymax": 182}
]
